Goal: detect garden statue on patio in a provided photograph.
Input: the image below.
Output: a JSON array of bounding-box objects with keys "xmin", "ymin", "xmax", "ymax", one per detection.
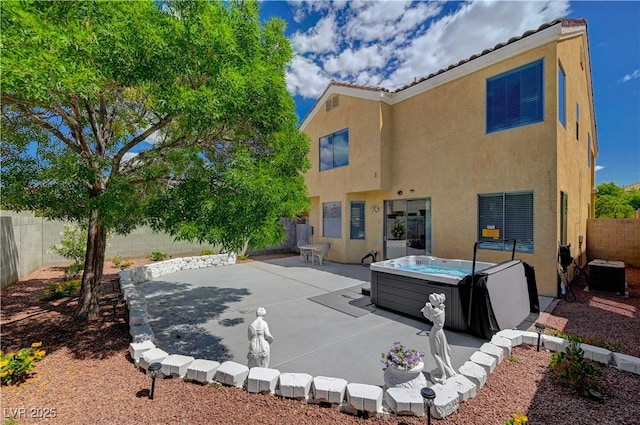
[
  {"xmin": 422, "ymin": 293, "xmax": 458, "ymax": 384},
  {"xmin": 247, "ymin": 307, "xmax": 274, "ymax": 368}
]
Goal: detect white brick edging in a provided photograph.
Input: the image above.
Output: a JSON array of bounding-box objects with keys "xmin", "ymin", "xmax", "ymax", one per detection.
[{"xmin": 121, "ymin": 263, "xmax": 640, "ymax": 420}]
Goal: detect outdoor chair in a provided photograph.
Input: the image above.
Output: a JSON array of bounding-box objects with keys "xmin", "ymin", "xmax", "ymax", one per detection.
[{"xmin": 313, "ymin": 243, "xmax": 330, "ymax": 265}]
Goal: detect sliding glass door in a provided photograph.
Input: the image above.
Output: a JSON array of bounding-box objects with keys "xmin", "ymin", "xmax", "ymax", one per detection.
[{"xmin": 384, "ymin": 198, "xmax": 431, "ymax": 259}]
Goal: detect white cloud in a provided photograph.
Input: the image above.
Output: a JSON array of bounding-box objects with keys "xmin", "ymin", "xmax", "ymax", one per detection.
[
  {"xmin": 595, "ymin": 165, "xmax": 605, "ymax": 172},
  {"xmin": 620, "ymin": 69, "xmax": 640, "ymax": 83},
  {"xmin": 285, "ymin": 0, "xmax": 570, "ymax": 98},
  {"xmin": 291, "ymin": 14, "xmax": 338, "ymax": 54},
  {"xmin": 286, "ymin": 55, "xmax": 331, "ymax": 98},
  {"xmin": 382, "ymin": 1, "xmax": 570, "ymax": 89},
  {"xmin": 145, "ymin": 130, "xmax": 164, "ymax": 145}
]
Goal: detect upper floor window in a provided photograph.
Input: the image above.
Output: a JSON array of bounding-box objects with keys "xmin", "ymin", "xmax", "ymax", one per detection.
[
  {"xmin": 486, "ymin": 60, "xmax": 544, "ymax": 133},
  {"xmin": 320, "ymin": 128, "xmax": 349, "ymax": 171},
  {"xmin": 478, "ymin": 191, "xmax": 534, "ymax": 253},
  {"xmin": 558, "ymin": 64, "xmax": 566, "ymax": 128}
]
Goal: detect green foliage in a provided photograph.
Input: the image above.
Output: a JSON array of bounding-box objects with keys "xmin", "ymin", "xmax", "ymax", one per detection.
[
  {"xmin": 1, "ymin": 342, "xmax": 46, "ymax": 386},
  {"xmin": 201, "ymin": 249, "xmax": 218, "ymax": 256},
  {"xmin": 111, "ymin": 257, "xmax": 132, "ymax": 269},
  {"xmin": 548, "ymin": 329, "xmax": 623, "ymax": 352},
  {"xmin": 595, "ymin": 182, "xmax": 638, "ymax": 218},
  {"xmin": 1, "ymin": 0, "xmax": 308, "ymax": 319},
  {"xmin": 507, "ymin": 354, "xmax": 521, "ymax": 363},
  {"xmin": 549, "ymin": 335, "xmax": 603, "ymax": 399},
  {"xmin": 48, "ymin": 224, "xmax": 86, "ymax": 265},
  {"xmin": 150, "ymin": 252, "xmax": 168, "ymax": 262},
  {"xmin": 41, "ymin": 280, "xmax": 81, "ymax": 301},
  {"xmin": 391, "ymin": 221, "xmax": 406, "ymax": 239}
]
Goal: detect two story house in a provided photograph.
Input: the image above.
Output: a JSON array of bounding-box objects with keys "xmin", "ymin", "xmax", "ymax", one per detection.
[{"xmin": 299, "ymin": 19, "xmax": 597, "ymax": 297}]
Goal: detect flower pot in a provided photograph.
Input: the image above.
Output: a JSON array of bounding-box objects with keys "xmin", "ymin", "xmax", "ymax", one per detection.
[{"xmin": 383, "ymin": 361, "xmax": 427, "ymax": 390}]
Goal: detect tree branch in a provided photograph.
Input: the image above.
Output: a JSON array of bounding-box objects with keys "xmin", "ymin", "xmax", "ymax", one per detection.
[
  {"xmin": 84, "ymin": 98, "xmax": 102, "ymax": 149},
  {"xmin": 111, "ymin": 113, "xmax": 176, "ymax": 174},
  {"xmin": 8, "ymin": 101, "xmax": 83, "ymax": 154}
]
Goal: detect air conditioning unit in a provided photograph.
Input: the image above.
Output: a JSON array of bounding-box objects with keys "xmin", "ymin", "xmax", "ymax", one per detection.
[{"xmin": 588, "ymin": 260, "xmax": 627, "ymax": 296}]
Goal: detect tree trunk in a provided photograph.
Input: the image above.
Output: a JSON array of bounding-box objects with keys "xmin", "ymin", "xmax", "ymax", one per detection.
[{"xmin": 75, "ymin": 208, "xmax": 108, "ymax": 321}]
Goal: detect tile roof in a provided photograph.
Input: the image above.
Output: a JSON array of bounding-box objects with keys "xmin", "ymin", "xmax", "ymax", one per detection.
[{"xmin": 325, "ymin": 18, "xmax": 587, "ymax": 95}]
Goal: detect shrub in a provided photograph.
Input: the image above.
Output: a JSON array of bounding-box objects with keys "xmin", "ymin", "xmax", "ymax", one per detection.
[
  {"xmin": 48, "ymin": 224, "xmax": 86, "ymax": 265},
  {"xmin": 548, "ymin": 329, "xmax": 623, "ymax": 352},
  {"xmin": 201, "ymin": 249, "xmax": 218, "ymax": 255},
  {"xmin": 549, "ymin": 335, "xmax": 603, "ymax": 400},
  {"xmin": 111, "ymin": 257, "xmax": 132, "ymax": 269},
  {"xmin": 41, "ymin": 280, "xmax": 81, "ymax": 301},
  {"xmin": 506, "ymin": 413, "xmax": 529, "ymax": 425},
  {"xmin": 1, "ymin": 342, "xmax": 46, "ymax": 386},
  {"xmin": 150, "ymin": 251, "xmax": 168, "ymax": 261}
]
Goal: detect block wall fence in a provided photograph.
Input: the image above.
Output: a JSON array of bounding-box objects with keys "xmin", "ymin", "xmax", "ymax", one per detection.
[
  {"xmin": 0, "ymin": 211, "xmax": 298, "ymax": 289},
  {"xmin": 586, "ymin": 218, "xmax": 640, "ymax": 267}
]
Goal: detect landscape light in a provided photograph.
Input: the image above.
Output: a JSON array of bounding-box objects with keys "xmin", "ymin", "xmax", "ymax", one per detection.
[
  {"xmin": 148, "ymin": 362, "xmax": 162, "ymax": 400},
  {"xmin": 421, "ymin": 387, "xmax": 436, "ymax": 425}
]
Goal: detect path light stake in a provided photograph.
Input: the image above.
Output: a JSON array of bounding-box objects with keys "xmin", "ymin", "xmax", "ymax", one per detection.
[
  {"xmin": 109, "ymin": 297, "xmax": 118, "ymax": 318},
  {"xmin": 148, "ymin": 362, "xmax": 162, "ymax": 400},
  {"xmin": 535, "ymin": 322, "xmax": 545, "ymax": 352},
  {"xmin": 421, "ymin": 387, "xmax": 436, "ymax": 425}
]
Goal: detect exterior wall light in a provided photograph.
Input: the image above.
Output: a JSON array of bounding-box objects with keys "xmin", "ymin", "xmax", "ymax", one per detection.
[
  {"xmin": 148, "ymin": 362, "xmax": 162, "ymax": 400},
  {"xmin": 371, "ymin": 205, "xmax": 380, "ymax": 213},
  {"xmin": 421, "ymin": 387, "xmax": 436, "ymax": 425}
]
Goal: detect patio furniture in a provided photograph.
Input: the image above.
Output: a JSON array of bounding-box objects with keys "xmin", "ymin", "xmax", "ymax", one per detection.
[
  {"xmin": 299, "ymin": 243, "xmax": 330, "ymax": 265},
  {"xmin": 297, "ymin": 240, "xmax": 311, "ymax": 262},
  {"xmin": 312, "ymin": 243, "xmax": 330, "ymax": 265}
]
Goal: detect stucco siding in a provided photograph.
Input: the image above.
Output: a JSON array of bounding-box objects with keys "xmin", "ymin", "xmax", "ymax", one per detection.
[{"xmin": 301, "ymin": 25, "xmax": 594, "ymax": 298}]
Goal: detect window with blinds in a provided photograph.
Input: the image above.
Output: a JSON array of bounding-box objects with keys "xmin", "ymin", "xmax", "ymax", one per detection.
[
  {"xmin": 478, "ymin": 192, "xmax": 534, "ymax": 252},
  {"xmin": 486, "ymin": 59, "xmax": 544, "ymax": 133},
  {"xmin": 350, "ymin": 201, "xmax": 365, "ymax": 239}
]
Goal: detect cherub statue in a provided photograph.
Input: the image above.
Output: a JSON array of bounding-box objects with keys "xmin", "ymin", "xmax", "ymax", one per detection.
[
  {"xmin": 247, "ymin": 307, "xmax": 274, "ymax": 368},
  {"xmin": 421, "ymin": 293, "xmax": 457, "ymax": 384}
]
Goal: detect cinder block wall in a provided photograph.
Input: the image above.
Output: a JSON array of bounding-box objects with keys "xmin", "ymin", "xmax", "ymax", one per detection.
[
  {"xmin": 587, "ymin": 218, "xmax": 640, "ymax": 267},
  {"xmin": 1, "ymin": 211, "xmax": 297, "ymax": 288}
]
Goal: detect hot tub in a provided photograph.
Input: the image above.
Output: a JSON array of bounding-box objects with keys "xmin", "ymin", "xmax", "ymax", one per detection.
[{"xmin": 370, "ymin": 255, "xmax": 533, "ymax": 336}]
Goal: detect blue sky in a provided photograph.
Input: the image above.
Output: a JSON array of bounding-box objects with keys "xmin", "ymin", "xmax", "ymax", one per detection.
[{"xmin": 260, "ymin": 1, "xmax": 640, "ymax": 187}]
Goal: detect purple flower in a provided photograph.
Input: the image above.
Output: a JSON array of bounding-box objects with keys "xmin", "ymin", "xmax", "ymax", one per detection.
[{"xmin": 380, "ymin": 342, "xmax": 424, "ymax": 369}]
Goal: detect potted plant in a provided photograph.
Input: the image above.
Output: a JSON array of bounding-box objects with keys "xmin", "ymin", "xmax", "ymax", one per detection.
[
  {"xmin": 391, "ymin": 220, "xmax": 406, "ymax": 240},
  {"xmin": 380, "ymin": 341, "xmax": 427, "ymax": 389}
]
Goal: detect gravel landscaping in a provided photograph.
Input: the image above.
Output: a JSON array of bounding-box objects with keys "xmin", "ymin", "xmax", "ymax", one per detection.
[{"xmin": 2, "ymin": 257, "xmax": 639, "ymax": 424}]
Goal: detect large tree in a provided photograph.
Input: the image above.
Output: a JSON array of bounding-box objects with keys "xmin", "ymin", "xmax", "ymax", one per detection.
[{"xmin": 1, "ymin": 0, "xmax": 309, "ymax": 320}]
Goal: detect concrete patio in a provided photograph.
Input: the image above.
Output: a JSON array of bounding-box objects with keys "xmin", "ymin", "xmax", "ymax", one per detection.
[{"xmin": 135, "ymin": 255, "xmax": 553, "ymax": 387}]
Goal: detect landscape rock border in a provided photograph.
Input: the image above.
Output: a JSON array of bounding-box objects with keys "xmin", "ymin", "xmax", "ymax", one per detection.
[{"xmin": 121, "ymin": 256, "xmax": 640, "ymax": 419}]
